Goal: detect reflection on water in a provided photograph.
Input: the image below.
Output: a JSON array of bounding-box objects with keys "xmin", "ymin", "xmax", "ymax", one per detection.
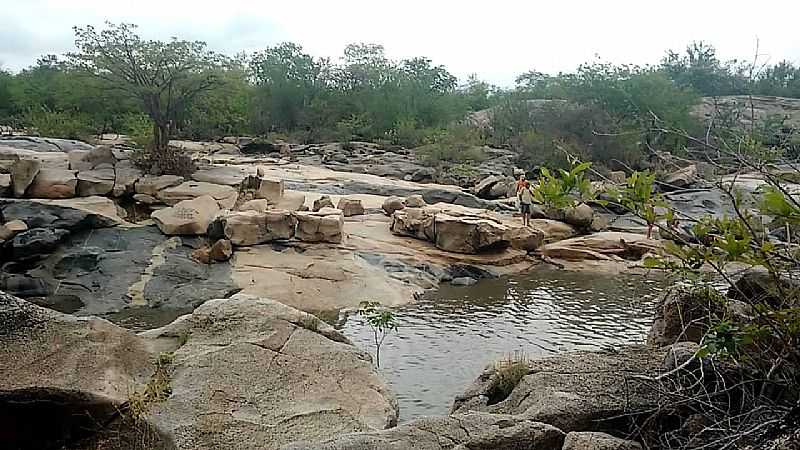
[{"xmin": 339, "ymin": 268, "xmax": 664, "ymax": 422}]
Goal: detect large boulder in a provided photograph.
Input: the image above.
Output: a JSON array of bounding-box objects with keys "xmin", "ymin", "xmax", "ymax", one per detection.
[
  {"xmin": 68, "ymin": 146, "xmax": 117, "ymax": 171},
  {"xmin": 294, "ymin": 208, "xmax": 344, "ymax": 243},
  {"xmin": 434, "ymin": 213, "xmax": 510, "ymax": 254},
  {"xmin": 135, "ymin": 174, "xmax": 184, "ymax": 197},
  {"xmin": 76, "ymin": 168, "xmax": 115, "ymax": 196},
  {"xmin": 26, "ymin": 168, "xmax": 77, "ymax": 198},
  {"xmin": 662, "ymin": 164, "xmax": 698, "ymax": 191},
  {"xmin": 112, "ymin": 162, "xmax": 142, "ymax": 197},
  {"xmin": 0, "ymin": 291, "xmax": 399, "ymax": 450},
  {"xmin": 474, "ymin": 175, "xmax": 515, "ymax": 200},
  {"xmin": 390, "ymin": 207, "xmax": 437, "ymax": 241},
  {"xmin": 224, "ymin": 209, "xmax": 297, "ymax": 246},
  {"xmin": 0, "ymin": 136, "xmax": 94, "ymax": 153},
  {"xmin": 563, "ymin": 432, "xmax": 643, "ymax": 450},
  {"xmin": 727, "ymin": 267, "xmax": 800, "ymax": 308},
  {"xmin": 337, "ymin": 197, "xmax": 365, "ymax": 217},
  {"xmin": 209, "ymin": 238, "xmax": 233, "ymax": 261},
  {"xmin": 530, "ymin": 219, "xmax": 578, "ymax": 243},
  {"xmin": 5, "ymin": 228, "xmax": 70, "ymax": 260},
  {"xmin": 158, "ymin": 181, "xmax": 238, "ymax": 210},
  {"xmin": 10, "ymin": 159, "xmax": 41, "ymax": 197},
  {"xmin": 452, "ymin": 346, "xmax": 665, "ymax": 433},
  {"xmin": 142, "ymin": 294, "xmax": 398, "ymax": 449},
  {"xmin": 648, "ymin": 288, "xmax": 715, "ymax": 347},
  {"xmin": 239, "ymin": 198, "xmax": 270, "ymax": 213},
  {"xmin": 0, "ymin": 173, "xmax": 10, "ymax": 196},
  {"xmin": 283, "ymin": 412, "xmax": 565, "ymax": 450},
  {"xmin": 151, "ymin": 195, "xmax": 220, "ymax": 235}
]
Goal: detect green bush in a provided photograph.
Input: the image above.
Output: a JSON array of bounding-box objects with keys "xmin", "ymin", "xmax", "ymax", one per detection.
[
  {"xmin": 416, "ymin": 124, "xmax": 486, "ymax": 166},
  {"xmin": 24, "ymin": 108, "xmax": 95, "ymax": 140},
  {"xmin": 122, "ymin": 113, "xmax": 154, "ymax": 148}
]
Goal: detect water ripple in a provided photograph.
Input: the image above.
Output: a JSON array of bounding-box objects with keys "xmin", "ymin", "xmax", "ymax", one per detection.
[{"xmin": 339, "ymin": 268, "xmax": 664, "ymax": 422}]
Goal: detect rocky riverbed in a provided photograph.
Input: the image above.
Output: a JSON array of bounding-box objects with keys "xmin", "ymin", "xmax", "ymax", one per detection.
[{"xmin": 0, "ymin": 135, "xmax": 792, "ymax": 449}]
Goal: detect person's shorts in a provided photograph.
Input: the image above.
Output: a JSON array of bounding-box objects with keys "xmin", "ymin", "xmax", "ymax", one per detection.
[{"xmin": 520, "ymin": 203, "xmax": 531, "ymax": 214}]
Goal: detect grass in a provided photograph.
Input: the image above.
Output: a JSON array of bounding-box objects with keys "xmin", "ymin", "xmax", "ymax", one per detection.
[
  {"xmin": 488, "ymin": 352, "xmax": 530, "ymax": 405},
  {"xmin": 127, "ymin": 352, "xmax": 174, "ymax": 423}
]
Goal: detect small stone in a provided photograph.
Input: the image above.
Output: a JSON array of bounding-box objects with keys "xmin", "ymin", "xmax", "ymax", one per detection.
[
  {"xmin": 192, "ymin": 246, "xmax": 211, "ymax": 264},
  {"xmin": 403, "ymin": 195, "xmax": 426, "ymax": 208},
  {"xmin": 4, "ymin": 220, "xmax": 28, "ymax": 233},
  {"xmin": 210, "ymin": 239, "xmax": 233, "ymax": 262},
  {"xmin": 451, "ymin": 277, "xmax": 478, "ymax": 286},
  {"xmin": 382, "ymin": 196, "xmax": 405, "ymax": 215},
  {"xmin": 337, "ymin": 197, "xmax": 365, "ymax": 217},
  {"xmin": 313, "ymin": 195, "xmax": 335, "ymax": 212}
]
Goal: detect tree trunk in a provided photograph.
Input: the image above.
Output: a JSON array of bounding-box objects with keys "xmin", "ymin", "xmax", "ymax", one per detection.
[{"xmin": 153, "ymin": 121, "xmax": 170, "ymax": 150}]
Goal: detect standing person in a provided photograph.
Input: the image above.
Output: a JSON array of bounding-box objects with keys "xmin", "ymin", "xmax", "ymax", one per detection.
[
  {"xmin": 515, "ymin": 173, "xmax": 526, "ymax": 215},
  {"xmin": 519, "ymin": 181, "xmax": 535, "ymax": 226}
]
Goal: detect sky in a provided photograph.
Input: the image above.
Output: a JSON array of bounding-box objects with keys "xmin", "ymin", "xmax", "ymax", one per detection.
[{"xmin": 1, "ymin": 0, "xmax": 799, "ymax": 87}]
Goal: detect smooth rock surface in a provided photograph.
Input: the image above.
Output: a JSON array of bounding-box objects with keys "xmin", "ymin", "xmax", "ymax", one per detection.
[
  {"xmin": 295, "ymin": 208, "xmax": 344, "ymax": 243},
  {"xmin": 158, "ymin": 181, "xmax": 238, "ymax": 209},
  {"xmin": 224, "ymin": 210, "xmax": 297, "ymax": 246},
  {"xmin": 152, "ymin": 195, "xmax": 220, "ymax": 235},
  {"xmin": 26, "ymin": 168, "xmax": 77, "ymax": 198},
  {"xmin": 10, "ymin": 159, "xmax": 40, "ymax": 197},
  {"xmin": 135, "ymin": 174, "xmax": 184, "ymax": 196},
  {"xmin": 76, "ymin": 168, "xmax": 115, "ymax": 196}
]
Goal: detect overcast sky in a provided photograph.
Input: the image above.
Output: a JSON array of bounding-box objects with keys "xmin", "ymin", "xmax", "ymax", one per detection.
[{"xmin": 1, "ymin": 0, "xmax": 798, "ymax": 86}]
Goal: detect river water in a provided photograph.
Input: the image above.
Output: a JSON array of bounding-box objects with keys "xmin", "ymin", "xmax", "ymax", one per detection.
[{"xmin": 338, "ymin": 268, "xmax": 665, "ymax": 422}]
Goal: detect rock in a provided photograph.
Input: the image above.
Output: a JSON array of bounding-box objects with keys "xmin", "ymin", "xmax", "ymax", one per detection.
[
  {"xmin": 452, "ymin": 346, "xmax": 664, "ymax": 433},
  {"xmin": 210, "ymin": 239, "xmax": 233, "ymax": 261},
  {"xmin": 662, "ymin": 341, "xmax": 703, "ymax": 373},
  {"xmin": 489, "ymin": 177, "xmax": 515, "ymax": 199},
  {"xmin": 608, "ymin": 171, "xmax": 627, "ymax": 184},
  {"xmin": 283, "ymin": 412, "xmax": 565, "ymax": 450},
  {"xmin": 294, "ymin": 208, "xmax": 344, "ymax": 243},
  {"xmin": 133, "ymin": 193, "xmax": 160, "ymax": 204},
  {"xmin": 434, "ymin": 213, "xmax": 510, "ymax": 254},
  {"xmin": 0, "ymin": 223, "xmax": 14, "ymax": 241},
  {"xmin": 727, "ymin": 267, "xmax": 800, "ymax": 308},
  {"xmin": 10, "ymin": 159, "xmax": 40, "ymax": 197},
  {"xmin": 191, "ymin": 166, "xmax": 249, "ymax": 186},
  {"xmin": 390, "ymin": 207, "xmax": 437, "ymax": 241},
  {"xmin": 473, "ymin": 175, "xmax": 504, "ymax": 198},
  {"xmin": 410, "ymin": 167, "xmax": 436, "ymax": 183},
  {"xmin": 1, "ymin": 291, "xmax": 397, "ymax": 450},
  {"xmin": 452, "ymin": 276, "xmax": 478, "ymax": 286},
  {"xmin": 224, "ymin": 210, "xmax": 297, "ymax": 246},
  {"xmin": 135, "ymin": 175, "xmax": 184, "ymax": 196},
  {"xmin": 662, "ymin": 164, "xmax": 698, "ymax": 190},
  {"xmin": 142, "ymin": 294, "xmax": 398, "ymax": 449},
  {"xmin": 563, "ymin": 432, "xmax": 643, "ymax": 450},
  {"xmin": 152, "ymin": 195, "xmax": 220, "ymax": 236},
  {"xmin": 112, "ymin": 163, "xmax": 142, "ymax": 197},
  {"xmin": 76, "ymin": 168, "xmax": 115, "ymax": 196},
  {"xmin": 337, "ymin": 197, "xmax": 365, "ymax": 217},
  {"xmin": 0, "ymin": 273, "xmax": 49, "ymax": 297},
  {"xmin": 382, "ymin": 196, "xmax": 405, "ymax": 215},
  {"xmin": 69, "ymin": 146, "xmax": 117, "ymax": 171},
  {"xmin": 0, "ymin": 136, "xmax": 95, "ymax": 153},
  {"xmin": 506, "ymin": 226, "xmax": 545, "ymax": 252},
  {"xmin": 648, "ymin": 288, "xmax": 715, "ymax": 347},
  {"xmin": 540, "ymin": 232, "xmax": 660, "ymax": 261},
  {"xmin": 590, "ymin": 214, "xmax": 609, "ymax": 232},
  {"xmin": 404, "ymin": 194, "xmax": 426, "ymax": 208},
  {"xmin": 273, "ymin": 191, "xmax": 306, "ymax": 211},
  {"xmin": 239, "ymin": 198, "xmax": 270, "ymax": 213},
  {"xmin": 4, "ymin": 219, "xmax": 28, "ymax": 233},
  {"xmin": 256, "ymin": 177, "xmax": 285, "ymax": 202},
  {"xmin": 531, "ymin": 219, "xmax": 578, "ymax": 243},
  {"xmin": 563, "ymin": 203, "xmax": 595, "ymax": 229},
  {"xmin": 158, "ymin": 181, "xmax": 238, "ymax": 210},
  {"xmin": 26, "ymin": 168, "xmax": 77, "ymax": 198},
  {"xmin": 6, "ymin": 228, "xmax": 70, "ymax": 259},
  {"xmin": 0, "ymin": 173, "xmax": 10, "ymax": 196},
  {"xmin": 312, "ymin": 195, "xmax": 334, "ymax": 211},
  {"xmin": 192, "ymin": 245, "xmax": 212, "ymax": 264},
  {"xmin": 0, "ymin": 199, "xmax": 116, "ymax": 231}
]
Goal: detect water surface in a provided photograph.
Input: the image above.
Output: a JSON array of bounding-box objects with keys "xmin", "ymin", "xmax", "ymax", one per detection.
[{"xmin": 339, "ymin": 268, "xmax": 664, "ymax": 421}]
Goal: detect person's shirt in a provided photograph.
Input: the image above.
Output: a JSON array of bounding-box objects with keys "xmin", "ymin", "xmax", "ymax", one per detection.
[
  {"xmin": 520, "ymin": 186, "xmax": 534, "ymax": 204},
  {"xmin": 516, "ymin": 179, "xmax": 526, "ymax": 194}
]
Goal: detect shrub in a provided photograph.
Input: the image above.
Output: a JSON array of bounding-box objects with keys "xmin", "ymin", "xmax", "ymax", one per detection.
[
  {"xmin": 416, "ymin": 124, "xmax": 486, "ymax": 166},
  {"xmin": 131, "ymin": 145, "xmax": 196, "ymax": 177},
  {"xmin": 123, "ymin": 113, "xmax": 154, "ymax": 148},
  {"xmin": 24, "ymin": 108, "xmax": 94, "ymax": 140}
]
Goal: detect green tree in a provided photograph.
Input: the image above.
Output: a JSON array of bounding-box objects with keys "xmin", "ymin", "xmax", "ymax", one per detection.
[{"xmin": 68, "ymin": 22, "xmax": 224, "ymax": 150}]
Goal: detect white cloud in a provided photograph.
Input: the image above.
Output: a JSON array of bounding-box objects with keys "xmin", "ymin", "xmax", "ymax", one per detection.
[{"xmin": 1, "ymin": 0, "xmax": 798, "ymax": 86}]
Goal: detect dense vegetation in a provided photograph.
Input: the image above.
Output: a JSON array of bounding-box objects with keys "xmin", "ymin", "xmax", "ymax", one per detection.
[{"xmin": 1, "ymin": 23, "xmax": 798, "ymax": 168}]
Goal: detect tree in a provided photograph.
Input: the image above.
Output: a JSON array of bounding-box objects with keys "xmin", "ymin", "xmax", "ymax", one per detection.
[
  {"xmin": 0, "ymin": 68, "xmax": 16, "ymax": 121},
  {"xmin": 68, "ymin": 22, "xmax": 224, "ymax": 150},
  {"xmin": 661, "ymin": 41, "xmax": 743, "ymax": 96}
]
